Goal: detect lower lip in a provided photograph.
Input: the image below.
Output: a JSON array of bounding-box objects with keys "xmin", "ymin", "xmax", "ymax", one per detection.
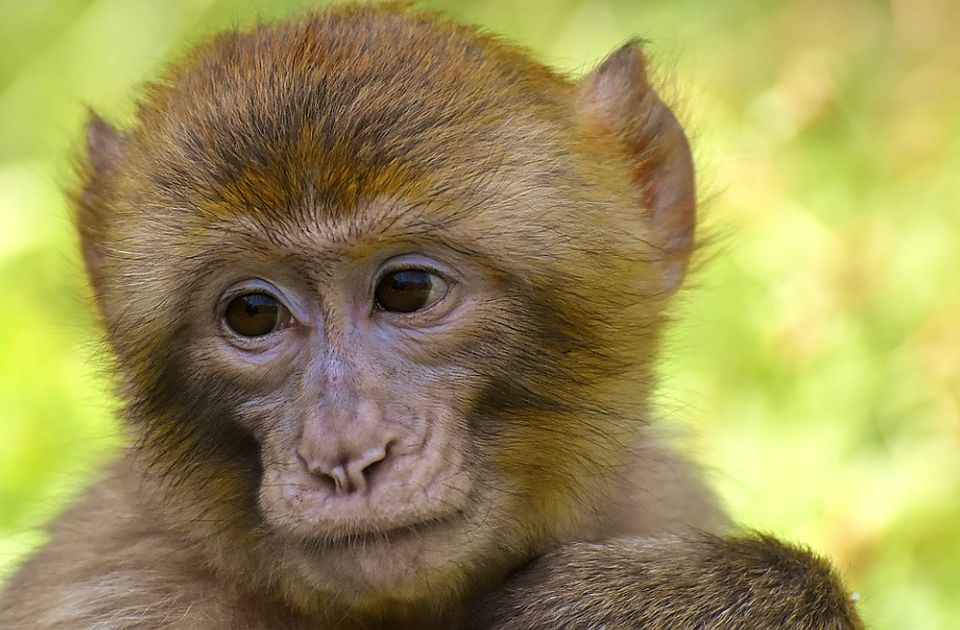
[{"xmin": 303, "ymin": 515, "xmax": 457, "ymax": 548}]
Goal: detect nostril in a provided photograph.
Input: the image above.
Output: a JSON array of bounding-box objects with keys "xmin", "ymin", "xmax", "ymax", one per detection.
[
  {"xmin": 360, "ymin": 438, "xmax": 397, "ymax": 491},
  {"xmin": 346, "ymin": 446, "xmax": 389, "ymax": 494},
  {"xmin": 359, "ymin": 455, "xmax": 388, "ymax": 491},
  {"xmin": 363, "ymin": 456, "xmax": 386, "ymax": 480},
  {"xmin": 329, "ymin": 464, "xmax": 351, "ymax": 496},
  {"xmin": 297, "ymin": 439, "xmax": 396, "ymax": 495},
  {"xmin": 297, "ymin": 450, "xmax": 347, "ymax": 495}
]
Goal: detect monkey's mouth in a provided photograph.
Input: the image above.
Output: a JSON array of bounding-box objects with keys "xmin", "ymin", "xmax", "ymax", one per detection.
[
  {"xmin": 262, "ymin": 497, "xmax": 470, "ymax": 554},
  {"xmin": 293, "ymin": 512, "xmax": 462, "ymax": 549}
]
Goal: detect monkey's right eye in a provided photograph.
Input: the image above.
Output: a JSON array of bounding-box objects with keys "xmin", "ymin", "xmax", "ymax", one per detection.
[{"xmin": 224, "ymin": 293, "xmax": 290, "ymax": 337}]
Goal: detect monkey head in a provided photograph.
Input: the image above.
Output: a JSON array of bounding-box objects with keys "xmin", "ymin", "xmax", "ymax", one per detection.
[{"xmin": 73, "ymin": 6, "xmax": 695, "ymax": 616}]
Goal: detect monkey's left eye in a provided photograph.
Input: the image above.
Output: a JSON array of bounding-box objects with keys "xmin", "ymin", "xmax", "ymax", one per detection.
[
  {"xmin": 224, "ymin": 293, "xmax": 291, "ymax": 337},
  {"xmin": 375, "ymin": 269, "xmax": 448, "ymax": 314}
]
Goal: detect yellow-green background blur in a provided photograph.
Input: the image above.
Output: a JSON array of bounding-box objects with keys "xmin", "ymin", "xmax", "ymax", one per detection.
[{"xmin": 1, "ymin": 0, "xmax": 958, "ymax": 627}]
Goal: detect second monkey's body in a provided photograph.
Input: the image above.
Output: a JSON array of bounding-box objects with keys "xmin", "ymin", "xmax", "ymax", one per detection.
[{"xmin": 0, "ymin": 5, "xmax": 861, "ymax": 629}]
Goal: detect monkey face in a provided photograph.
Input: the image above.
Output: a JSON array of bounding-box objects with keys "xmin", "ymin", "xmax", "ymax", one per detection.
[{"xmin": 79, "ymin": 8, "xmax": 694, "ymax": 607}]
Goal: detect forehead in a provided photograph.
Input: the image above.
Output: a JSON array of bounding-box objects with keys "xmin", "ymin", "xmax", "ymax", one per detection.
[{"xmin": 124, "ymin": 8, "xmax": 576, "ymax": 225}]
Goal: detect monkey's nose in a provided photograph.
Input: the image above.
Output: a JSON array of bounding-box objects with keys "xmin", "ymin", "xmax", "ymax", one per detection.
[{"xmin": 297, "ymin": 445, "xmax": 389, "ymax": 496}]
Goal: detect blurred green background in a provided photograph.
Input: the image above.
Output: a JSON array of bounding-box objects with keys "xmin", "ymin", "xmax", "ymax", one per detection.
[{"xmin": 1, "ymin": 0, "xmax": 957, "ymax": 627}]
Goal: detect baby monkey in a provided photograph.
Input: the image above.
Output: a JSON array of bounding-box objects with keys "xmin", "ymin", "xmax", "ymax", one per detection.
[{"xmin": 0, "ymin": 4, "xmax": 862, "ymax": 629}]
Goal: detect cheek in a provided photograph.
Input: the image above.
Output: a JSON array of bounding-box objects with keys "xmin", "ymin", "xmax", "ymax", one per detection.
[
  {"xmin": 183, "ymin": 335, "xmax": 309, "ymax": 447},
  {"xmin": 233, "ymin": 387, "xmax": 306, "ymax": 444},
  {"xmin": 191, "ymin": 331, "xmax": 306, "ymax": 391}
]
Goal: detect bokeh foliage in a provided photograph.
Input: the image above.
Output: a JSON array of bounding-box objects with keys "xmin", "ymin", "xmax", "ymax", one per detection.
[{"xmin": 1, "ymin": 1, "xmax": 957, "ymax": 627}]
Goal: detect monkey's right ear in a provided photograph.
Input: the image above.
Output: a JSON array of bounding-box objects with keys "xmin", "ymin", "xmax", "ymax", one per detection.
[
  {"xmin": 76, "ymin": 112, "xmax": 125, "ymax": 307},
  {"xmin": 576, "ymin": 43, "xmax": 695, "ymax": 293}
]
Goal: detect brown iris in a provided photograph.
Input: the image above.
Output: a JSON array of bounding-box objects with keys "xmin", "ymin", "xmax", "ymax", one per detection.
[
  {"xmin": 224, "ymin": 293, "xmax": 286, "ymax": 337},
  {"xmin": 375, "ymin": 269, "xmax": 447, "ymax": 313}
]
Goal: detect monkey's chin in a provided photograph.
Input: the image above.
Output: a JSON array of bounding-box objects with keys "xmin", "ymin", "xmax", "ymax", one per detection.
[{"xmin": 281, "ymin": 517, "xmax": 485, "ymax": 602}]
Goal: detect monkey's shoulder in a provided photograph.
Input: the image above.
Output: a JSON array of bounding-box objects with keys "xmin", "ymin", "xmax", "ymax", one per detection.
[{"xmin": 0, "ymin": 464, "xmax": 290, "ymax": 630}]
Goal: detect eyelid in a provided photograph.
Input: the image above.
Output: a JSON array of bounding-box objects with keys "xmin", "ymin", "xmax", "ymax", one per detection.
[
  {"xmin": 218, "ymin": 280, "xmax": 288, "ymax": 313},
  {"xmin": 375, "ymin": 257, "xmax": 458, "ymax": 288}
]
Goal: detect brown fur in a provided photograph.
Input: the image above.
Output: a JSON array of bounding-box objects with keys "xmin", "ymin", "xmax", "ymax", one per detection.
[{"xmin": 0, "ymin": 5, "xmax": 860, "ymax": 629}]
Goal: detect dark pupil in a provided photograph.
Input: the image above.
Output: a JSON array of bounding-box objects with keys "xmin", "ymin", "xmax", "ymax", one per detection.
[
  {"xmin": 225, "ymin": 293, "xmax": 279, "ymax": 337},
  {"xmin": 376, "ymin": 270, "xmax": 433, "ymax": 313}
]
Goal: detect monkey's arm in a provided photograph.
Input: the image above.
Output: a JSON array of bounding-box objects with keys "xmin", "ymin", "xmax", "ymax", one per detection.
[{"xmin": 467, "ymin": 534, "xmax": 863, "ymax": 629}]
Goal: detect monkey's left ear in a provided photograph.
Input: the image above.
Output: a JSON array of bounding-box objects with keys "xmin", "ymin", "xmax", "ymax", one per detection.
[
  {"xmin": 577, "ymin": 43, "xmax": 695, "ymax": 293},
  {"xmin": 76, "ymin": 111, "xmax": 125, "ymax": 312}
]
